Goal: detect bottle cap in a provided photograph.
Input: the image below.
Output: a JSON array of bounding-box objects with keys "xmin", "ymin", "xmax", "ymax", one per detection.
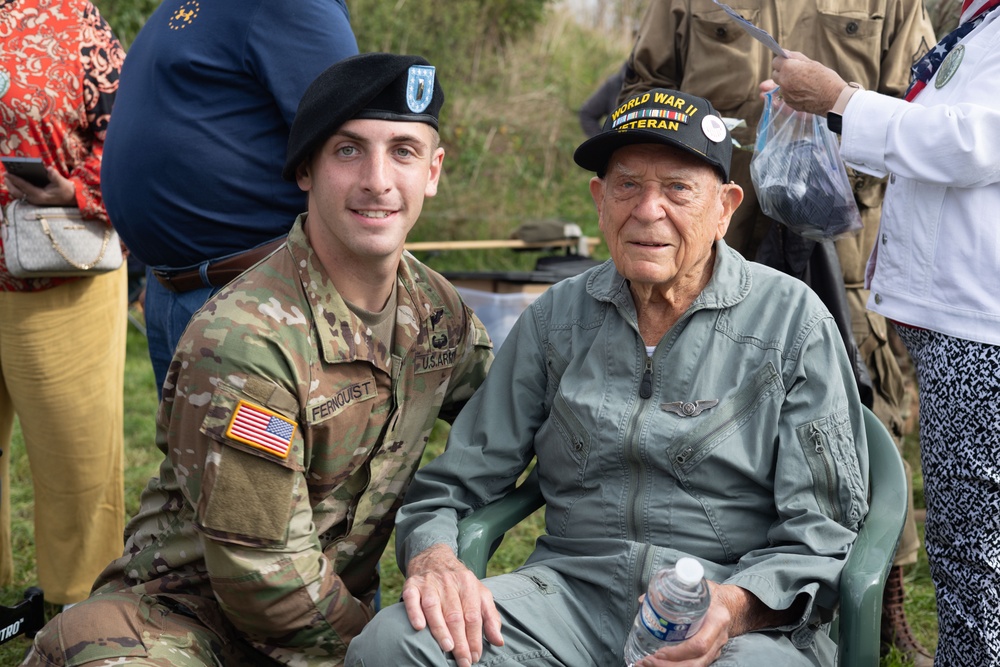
[{"xmin": 675, "ymin": 557, "xmax": 704, "ymax": 586}]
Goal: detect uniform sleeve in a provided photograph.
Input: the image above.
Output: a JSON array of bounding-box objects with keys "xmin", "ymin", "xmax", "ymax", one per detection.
[
  {"xmin": 246, "ymin": 0, "xmax": 359, "ymax": 128},
  {"xmin": 203, "ymin": 482, "xmax": 373, "ymax": 662},
  {"xmin": 619, "ymin": 0, "xmax": 683, "ymax": 103},
  {"xmin": 165, "ymin": 314, "xmax": 371, "ymax": 663},
  {"xmin": 724, "ymin": 314, "xmax": 869, "ymax": 647},
  {"xmin": 876, "ymin": 0, "xmax": 936, "ymax": 98},
  {"xmin": 74, "ymin": 3, "xmax": 125, "ymax": 220}
]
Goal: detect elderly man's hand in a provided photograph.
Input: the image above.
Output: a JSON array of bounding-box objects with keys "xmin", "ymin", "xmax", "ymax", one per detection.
[
  {"xmin": 401, "ymin": 543, "xmax": 504, "ymax": 667},
  {"xmin": 632, "ymin": 580, "xmax": 731, "ymax": 667},
  {"xmin": 633, "ymin": 581, "xmax": 800, "ymax": 666},
  {"xmin": 768, "ymin": 51, "xmax": 848, "ymax": 116}
]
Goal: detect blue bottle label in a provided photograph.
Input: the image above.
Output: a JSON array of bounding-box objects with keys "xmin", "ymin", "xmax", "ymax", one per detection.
[{"xmin": 639, "ymin": 597, "xmax": 701, "ymax": 643}]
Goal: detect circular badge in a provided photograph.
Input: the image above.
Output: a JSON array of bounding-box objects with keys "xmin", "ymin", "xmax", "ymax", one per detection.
[
  {"xmin": 701, "ymin": 114, "xmax": 727, "ymax": 143},
  {"xmin": 935, "ymin": 44, "xmax": 964, "ymax": 89},
  {"xmin": 169, "ymin": 1, "xmax": 200, "ymax": 30},
  {"xmin": 0, "ymin": 67, "xmax": 10, "ymax": 99}
]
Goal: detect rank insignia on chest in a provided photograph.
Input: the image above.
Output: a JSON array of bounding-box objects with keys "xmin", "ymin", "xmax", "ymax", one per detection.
[{"xmin": 226, "ymin": 400, "xmax": 296, "ymax": 459}]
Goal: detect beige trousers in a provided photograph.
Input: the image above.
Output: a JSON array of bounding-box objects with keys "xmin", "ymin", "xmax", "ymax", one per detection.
[{"xmin": 0, "ymin": 265, "xmax": 127, "ymax": 603}]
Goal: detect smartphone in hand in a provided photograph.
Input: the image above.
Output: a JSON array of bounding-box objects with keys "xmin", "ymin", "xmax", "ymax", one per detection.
[{"xmin": 1, "ymin": 156, "xmax": 51, "ymax": 188}]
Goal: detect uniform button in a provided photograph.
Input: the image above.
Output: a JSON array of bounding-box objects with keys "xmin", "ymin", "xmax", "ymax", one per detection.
[
  {"xmin": 715, "ymin": 27, "xmax": 727, "ymax": 38},
  {"xmin": 874, "ymin": 293, "xmax": 883, "ymax": 304},
  {"xmin": 882, "ymin": 233, "xmax": 888, "ymax": 245},
  {"xmin": 890, "ymin": 174, "xmax": 896, "ymax": 184},
  {"xmin": 846, "ymin": 21, "xmax": 859, "ymax": 34}
]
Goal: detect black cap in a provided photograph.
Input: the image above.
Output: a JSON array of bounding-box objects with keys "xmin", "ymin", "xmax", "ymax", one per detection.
[
  {"xmin": 573, "ymin": 88, "xmax": 731, "ymax": 182},
  {"xmin": 283, "ymin": 53, "xmax": 445, "ymax": 180}
]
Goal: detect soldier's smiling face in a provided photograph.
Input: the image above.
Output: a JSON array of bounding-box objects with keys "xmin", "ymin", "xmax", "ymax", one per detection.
[{"xmin": 297, "ymin": 118, "xmax": 444, "ymax": 267}]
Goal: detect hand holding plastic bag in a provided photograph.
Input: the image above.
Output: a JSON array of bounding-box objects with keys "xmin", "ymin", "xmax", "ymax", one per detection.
[{"xmin": 750, "ymin": 88, "xmax": 861, "ymax": 240}]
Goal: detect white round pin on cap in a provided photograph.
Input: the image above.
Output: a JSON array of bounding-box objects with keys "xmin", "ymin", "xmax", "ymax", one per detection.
[{"xmin": 701, "ymin": 114, "xmax": 727, "ymax": 143}]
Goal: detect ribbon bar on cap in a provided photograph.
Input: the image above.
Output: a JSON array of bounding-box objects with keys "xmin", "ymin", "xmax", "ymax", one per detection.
[{"xmin": 613, "ymin": 108, "xmax": 689, "ymax": 130}]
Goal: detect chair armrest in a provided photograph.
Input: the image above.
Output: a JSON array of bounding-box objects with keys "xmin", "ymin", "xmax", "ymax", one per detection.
[
  {"xmin": 837, "ymin": 407, "xmax": 909, "ymax": 667},
  {"xmin": 456, "ymin": 469, "xmax": 544, "ymax": 578}
]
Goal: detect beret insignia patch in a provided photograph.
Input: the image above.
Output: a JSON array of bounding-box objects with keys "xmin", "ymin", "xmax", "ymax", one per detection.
[{"xmin": 406, "ymin": 65, "xmax": 436, "ymax": 114}]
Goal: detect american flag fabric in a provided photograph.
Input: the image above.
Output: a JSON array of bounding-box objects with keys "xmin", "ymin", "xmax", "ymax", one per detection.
[
  {"xmin": 963, "ymin": 0, "xmax": 1000, "ymax": 23},
  {"xmin": 226, "ymin": 401, "xmax": 296, "ymax": 459},
  {"xmin": 905, "ymin": 0, "xmax": 1000, "ymax": 101}
]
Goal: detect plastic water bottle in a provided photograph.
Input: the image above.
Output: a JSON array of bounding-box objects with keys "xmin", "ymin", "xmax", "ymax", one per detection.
[{"xmin": 622, "ymin": 557, "xmax": 711, "ymax": 666}]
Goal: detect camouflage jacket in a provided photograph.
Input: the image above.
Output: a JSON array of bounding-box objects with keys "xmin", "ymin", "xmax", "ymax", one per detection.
[{"xmin": 93, "ymin": 216, "xmax": 493, "ymax": 664}]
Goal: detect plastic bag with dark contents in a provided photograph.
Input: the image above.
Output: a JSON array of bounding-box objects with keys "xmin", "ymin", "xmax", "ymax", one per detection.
[{"xmin": 750, "ymin": 88, "xmax": 862, "ymax": 241}]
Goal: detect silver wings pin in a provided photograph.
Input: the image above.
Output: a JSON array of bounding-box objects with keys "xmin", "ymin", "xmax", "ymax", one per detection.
[{"xmin": 660, "ymin": 399, "xmax": 720, "ymax": 417}]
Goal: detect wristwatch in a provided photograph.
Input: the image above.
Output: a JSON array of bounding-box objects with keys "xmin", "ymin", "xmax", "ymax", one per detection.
[{"xmin": 826, "ymin": 82, "xmax": 863, "ymax": 134}]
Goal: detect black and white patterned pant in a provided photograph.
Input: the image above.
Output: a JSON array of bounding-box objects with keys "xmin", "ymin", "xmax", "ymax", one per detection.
[{"xmin": 895, "ymin": 325, "xmax": 1000, "ymax": 667}]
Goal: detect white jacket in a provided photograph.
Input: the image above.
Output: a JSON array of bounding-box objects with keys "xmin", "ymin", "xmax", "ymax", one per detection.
[{"xmin": 840, "ymin": 10, "xmax": 1000, "ymax": 346}]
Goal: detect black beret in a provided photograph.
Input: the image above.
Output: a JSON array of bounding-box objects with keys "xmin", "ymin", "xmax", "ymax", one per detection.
[
  {"xmin": 574, "ymin": 88, "xmax": 732, "ymax": 182},
  {"xmin": 283, "ymin": 53, "xmax": 445, "ymax": 180}
]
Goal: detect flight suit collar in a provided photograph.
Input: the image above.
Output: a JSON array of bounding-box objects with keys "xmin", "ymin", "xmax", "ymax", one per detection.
[{"xmin": 586, "ymin": 240, "xmax": 753, "ymax": 314}]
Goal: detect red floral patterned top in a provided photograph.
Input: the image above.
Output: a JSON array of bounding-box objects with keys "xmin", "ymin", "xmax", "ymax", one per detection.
[{"xmin": 0, "ymin": 0, "xmax": 124, "ymax": 292}]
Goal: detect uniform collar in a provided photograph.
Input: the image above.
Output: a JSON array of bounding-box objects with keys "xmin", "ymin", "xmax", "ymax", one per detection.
[
  {"xmin": 587, "ymin": 240, "xmax": 752, "ymax": 315},
  {"xmin": 287, "ymin": 215, "xmax": 427, "ymax": 372}
]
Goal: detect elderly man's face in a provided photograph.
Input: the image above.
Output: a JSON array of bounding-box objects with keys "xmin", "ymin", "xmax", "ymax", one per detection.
[{"xmin": 590, "ymin": 144, "xmax": 741, "ymax": 294}]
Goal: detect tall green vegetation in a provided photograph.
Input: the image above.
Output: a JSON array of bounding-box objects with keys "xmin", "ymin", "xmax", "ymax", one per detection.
[
  {"xmin": 93, "ymin": 0, "xmax": 160, "ymax": 48},
  {"xmin": 347, "ymin": 0, "xmax": 631, "ymax": 271},
  {"xmin": 349, "ymin": 0, "xmax": 551, "ymax": 85}
]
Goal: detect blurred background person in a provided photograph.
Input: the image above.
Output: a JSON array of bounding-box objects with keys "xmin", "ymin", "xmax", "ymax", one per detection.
[
  {"xmin": 925, "ymin": 0, "xmax": 962, "ymax": 33},
  {"xmin": 619, "ymin": 3, "xmax": 936, "ymax": 663},
  {"xmin": 0, "ymin": 0, "xmax": 127, "ymax": 608},
  {"xmin": 101, "ymin": 0, "xmax": 358, "ymax": 398},
  {"xmin": 771, "ymin": 0, "xmax": 1000, "ymax": 662},
  {"xmin": 578, "ymin": 62, "xmax": 626, "ymax": 138}
]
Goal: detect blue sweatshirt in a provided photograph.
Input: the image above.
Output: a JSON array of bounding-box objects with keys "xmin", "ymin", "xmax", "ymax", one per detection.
[{"xmin": 101, "ymin": 0, "xmax": 358, "ymax": 268}]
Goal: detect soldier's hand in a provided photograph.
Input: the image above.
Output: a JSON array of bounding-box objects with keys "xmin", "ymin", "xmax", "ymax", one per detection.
[{"xmin": 401, "ymin": 543, "xmax": 503, "ymax": 667}]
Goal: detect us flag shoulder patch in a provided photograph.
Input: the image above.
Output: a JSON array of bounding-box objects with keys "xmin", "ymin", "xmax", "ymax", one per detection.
[{"xmin": 225, "ymin": 400, "xmax": 296, "ymax": 459}]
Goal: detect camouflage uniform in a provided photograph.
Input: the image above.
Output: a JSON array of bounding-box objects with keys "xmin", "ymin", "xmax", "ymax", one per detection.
[
  {"xmin": 621, "ymin": 0, "xmax": 934, "ymax": 570},
  {"xmin": 25, "ymin": 216, "xmax": 493, "ymax": 666}
]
